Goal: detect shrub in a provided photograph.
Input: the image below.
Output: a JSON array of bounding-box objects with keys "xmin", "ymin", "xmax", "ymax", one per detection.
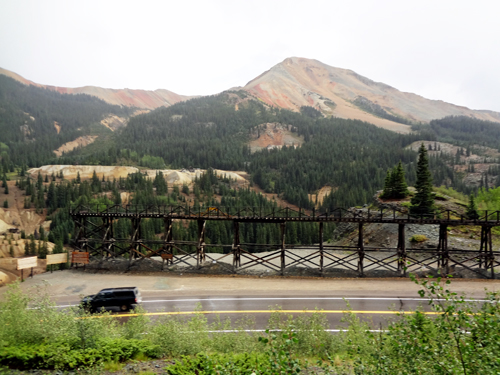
[
  {"xmin": 410, "ymin": 234, "xmax": 428, "ymax": 243},
  {"xmin": 0, "ymin": 339, "xmax": 160, "ymax": 370}
]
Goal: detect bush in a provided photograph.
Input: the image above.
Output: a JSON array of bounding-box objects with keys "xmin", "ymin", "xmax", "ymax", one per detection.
[
  {"xmin": 0, "ymin": 339, "xmax": 160, "ymax": 370},
  {"xmin": 166, "ymin": 352, "xmax": 268, "ymax": 375},
  {"xmin": 410, "ymin": 234, "xmax": 428, "ymax": 243}
]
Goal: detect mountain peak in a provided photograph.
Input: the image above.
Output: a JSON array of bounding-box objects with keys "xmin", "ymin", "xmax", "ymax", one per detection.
[{"xmin": 242, "ymin": 57, "xmax": 500, "ymax": 132}]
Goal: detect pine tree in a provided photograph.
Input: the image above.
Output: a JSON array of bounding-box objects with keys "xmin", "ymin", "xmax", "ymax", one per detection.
[
  {"xmin": 392, "ymin": 161, "xmax": 409, "ymax": 199},
  {"xmin": 381, "ymin": 169, "xmax": 393, "ymax": 199},
  {"xmin": 38, "ymin": 240, "xmax": 48, "ymax": 259},
  {"xmin": 465, "ymin": 194, "xmax": 479, "ymax": 220},
  {"xmin": 381, "ymin": 162, "xmax": 409, "ymax": 199},
  {"xmin": 3, "ymin": 175, "xmax": 8, "ymax": 195},
  {"xmin": 53, "ymin": 239, "xmax": 64, "ymax": 254},
  {"xmin": 26, "ymin": 235, "xmax": 37, "ymax": 256},
  {"xmin": 410, "ymin": 143, "xmax": 435, "ymax": 216}
]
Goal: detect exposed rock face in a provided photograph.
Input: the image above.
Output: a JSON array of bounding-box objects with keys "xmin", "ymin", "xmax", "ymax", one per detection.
[
  {"xmin": 248, "ymin": 123, "xmax": 303, "ymax": 152},
  {"xmin": 28, "ymin": 165, "xmax": 140, "ymax": 180},
  {"xmin": 243, "ymin": 57, "xmax": 500, "ymax": 133},
  {"xmin": 53, "ymin": 136, "xmax": 98, "ymax": 156},
  {"xmin": 28, "ymin": 165, "xmax": 247, "ymax": 186},
  {"xmin": 0, "ymin": 67, "xmax": 195, "ymax": 110}
]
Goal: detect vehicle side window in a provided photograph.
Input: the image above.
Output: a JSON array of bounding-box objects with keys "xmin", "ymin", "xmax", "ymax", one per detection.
[{"xmin": 115, "ymin": 291, "xmax": 132, "ymax": 297}]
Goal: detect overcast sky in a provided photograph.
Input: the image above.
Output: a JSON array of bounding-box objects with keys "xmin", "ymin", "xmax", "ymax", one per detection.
[{"xmin": 1, "ymin": 0, "xmax": 499, "ymax": 111}]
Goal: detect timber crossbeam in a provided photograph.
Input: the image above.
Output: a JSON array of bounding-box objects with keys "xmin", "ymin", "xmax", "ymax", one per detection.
[{"xmin": 70, "ymin": 204, "xmax": 500, "ymax": 279}]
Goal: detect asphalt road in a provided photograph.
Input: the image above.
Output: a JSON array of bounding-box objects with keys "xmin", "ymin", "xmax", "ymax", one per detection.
[
  {"xmin": 5, "ymin": 270, "xmax": 495, "ymax": 329},
  {"xmin": 57, "ymin": 294, "xmax": 441, "ymax": 328}
]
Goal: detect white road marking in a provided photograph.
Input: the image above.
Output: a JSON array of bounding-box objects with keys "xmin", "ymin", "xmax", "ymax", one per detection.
[
  {"xmin": 139, "ymin": 296, "xmax": 488, "ymax": 303},
  {"xmin": 55, "ymin": 296, "xmax": 488, "ymax": 308}
]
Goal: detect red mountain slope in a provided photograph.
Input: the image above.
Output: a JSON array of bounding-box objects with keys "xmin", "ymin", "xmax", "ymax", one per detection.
[
  {"xmin": 242, "ymin": 57, "xmax": 500, "ymax": 133},
  {"xmin": 0, "ymin": 67, "xmax": 194, "ymax": 109}
]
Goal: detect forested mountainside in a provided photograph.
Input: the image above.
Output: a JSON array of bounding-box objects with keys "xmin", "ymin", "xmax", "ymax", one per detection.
[
  {"xmin": 2, "ymin": 79, "xmax": 500, "ymax": 254},
  {"xmin": 0, "ymin": 75, "xmax": 132, "ymax": 168},
  {"xmin": 0, "ymin": 67, "xmax": 194, "ymax": 109},
  {"xmin": 15, "ymin": 168, "xmax": 332, "ymax": 252},
  {"xmin": 418, "ymin": 116, "xmax": 500, "ymax": 149},
  {"xmin": 2, "ymin": 76, "xmax": 500, "ymax": 211},
  {"xmin": 56, "ymin": 92, "xmax": 461, "ymax": 209}
]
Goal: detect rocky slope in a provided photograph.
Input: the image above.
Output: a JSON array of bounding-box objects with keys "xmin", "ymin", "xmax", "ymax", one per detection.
[
  {"xmin": 242, "ymin": 57, "xmax": 500, "ymax": 133},
  {"xmin": 27, "ymin": 165, "xmax": 247, "ymax": 186},
  {"xmin": 0, "ymin": 67, "xmax": 195, "ymax": 110}
]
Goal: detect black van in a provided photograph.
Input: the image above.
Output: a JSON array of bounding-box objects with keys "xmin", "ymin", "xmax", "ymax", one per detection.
[{"xmin": 81, "ymin": 287, "xmax": 142, "ymax": 312}]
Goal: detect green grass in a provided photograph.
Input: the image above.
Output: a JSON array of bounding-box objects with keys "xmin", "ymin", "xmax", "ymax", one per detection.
[{"xmin": 433, "ymin": 186, "xmax": 468, "ymax": 204}]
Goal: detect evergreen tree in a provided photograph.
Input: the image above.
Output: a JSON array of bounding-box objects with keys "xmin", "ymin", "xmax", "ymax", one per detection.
[
  {"xmin": 381, "ymin": 162, "xmax": 409, "ymax": 199},
  {"xmin": 465, "ymin": 194, "xmax": 480, "ymax": 220},
  {"xmin": 381, "ymin": 169, "xmax": 393, "ymax": 199},
  {"xmin": 392, "ymin": 161, "xmax": 409, "ymax": 198},
  {"xmin": 38, "ymin": 240, "xmax": 49, "ymax": 259},
  {"xmin": 53, "ymin": 239, "xmax": 64, "ymax": 254},
  {"xmin": 27, "ymin": 235, "xmax": 37, "ymax": 256},
  {"xmin": 410, "ymin": 143, "xmax": 435, "ymax": 216}
]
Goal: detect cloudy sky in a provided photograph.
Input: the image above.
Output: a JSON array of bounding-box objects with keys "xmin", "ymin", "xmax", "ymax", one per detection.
[{"xmin": 1, "ymin": 0, "xmax": 499, "ymax": 111}]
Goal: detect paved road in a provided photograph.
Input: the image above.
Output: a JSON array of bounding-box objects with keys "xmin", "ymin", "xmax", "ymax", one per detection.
[
  {"xmin": 55, "ymin": 294, "xmax": 494, "ymax": 328},
  {"xmin": 8, "ymin": 270, "xmax": 493, "ymax": 329}
]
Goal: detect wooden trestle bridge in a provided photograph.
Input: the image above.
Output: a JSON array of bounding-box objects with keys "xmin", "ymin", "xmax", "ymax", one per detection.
[{"xmin": 70, "ymin": 205, "xmax": 500, "ymax": 279}]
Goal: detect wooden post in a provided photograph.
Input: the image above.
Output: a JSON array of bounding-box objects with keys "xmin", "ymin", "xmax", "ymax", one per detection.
[
  {"xmin": 489, "ymin": 226, "xmax": 495, "ymax": 279},
  {"xmin": 437, "ymin": 224, "xmax": 449, "ymax": 275},
  {"xmin": 480, "ymin": 226, "xmax": 494, "ymax": 278},
  {"xmin": 357, "ymin": 222, "xmax": 364, "ymax": 277},
  {"xmin": 319, "ymin": 222, "xmax": 324, "ymax": 277},
  {"xmin": 232, "ymin": 221, "xmax": 241, "ymax": 269},
  {"xmin": 100, "ymin": 217, "xmax": 115, "ymax": 261},
  {"xmin": 479, "ymin": 226, "xmax": 486, "ymax": 269},
  {"xmin": 128, "ymin": 217, "xmax": 141, "ymax": 269},
  {"xmin": 397, "ymin": 224, "xmax": 406, "ymax": 276},
  {"xmin": 164, "ymin": 218, "xmax": 173, "ymax": 265},
  {"xmin": 280, "ymin": 222, "xmax": 286, "ymax": 276},
  {"xmin": 197, "ymin": 220, "xmax": 206, "ymax": 268}
]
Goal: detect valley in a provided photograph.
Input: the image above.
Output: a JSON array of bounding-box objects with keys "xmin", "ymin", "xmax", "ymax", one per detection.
[{"xmin": 2, "ymin": 57, "xmax": 500, "ymax": 285}]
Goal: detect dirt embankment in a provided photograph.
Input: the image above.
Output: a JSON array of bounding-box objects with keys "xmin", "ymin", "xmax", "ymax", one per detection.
[
  {"xmin": 0, "ymin": 181, "xmax": 45, "ymax": 235},
  {"xmin": 53, "ymin": 136, "xmax": 98, "ymax": 157},
  {"xmin": 248, "ymin": 123, "xmax": 303, "ymax": 152},
  {"xmin": 100, "ymin": 116, "xmax": 125, "ymax": 131}
]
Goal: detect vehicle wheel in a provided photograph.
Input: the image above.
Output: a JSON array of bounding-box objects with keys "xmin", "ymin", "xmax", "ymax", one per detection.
[{"xmin": 120, "ymin": 304, "xmax": 129, "ymax": 312}]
